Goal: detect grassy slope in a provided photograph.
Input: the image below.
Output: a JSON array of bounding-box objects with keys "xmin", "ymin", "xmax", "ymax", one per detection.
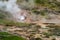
[
  {"xmin": 0, "ymin": 19, "xmax": 30, "ymax": 27},
  {"xmin": 0, "ymin": 32, "xmax": 25, "ymax": 40}
]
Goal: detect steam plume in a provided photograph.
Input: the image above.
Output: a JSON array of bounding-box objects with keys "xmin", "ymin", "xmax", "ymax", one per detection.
[{"xmin": 0, "ymin": 0, "xmax": 25, "ymax": 22}]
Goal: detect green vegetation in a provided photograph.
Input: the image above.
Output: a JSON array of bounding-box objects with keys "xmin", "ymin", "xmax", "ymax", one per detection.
[
  {"xmin": 32, "ymin": 9, "xmax": 48, "ymax": 16},
  {"xmin": 35, "ymin": 0, "xmax": 60, "ymax": 10},
  {"xmin": 0, "ymin": 19, "xmax": 30, "ymax": 27},
  {"xmin": 49, "ymin": 27, "xmax": 60, "ymax": 36},
  {"xmin": 0, "ymin": 11, "xmax": 12, "ymax": 19},
  {"xmin": 0, "ymin": 32, "xmax": 25, "ymax": 40},
  {"xmin": 0, "ymin": 13, "xmax": 6, "ymax": 19},
  {"xmin": 35, "ymin": 0, "xmax": 49, "ymax": 4},
  {"xmin": 43, "ymin": 32, "xmax": 53, "ymax": 38},
  {"xmin": 47, "ymin": 25, "xmax": 60, "ymax": 36}
]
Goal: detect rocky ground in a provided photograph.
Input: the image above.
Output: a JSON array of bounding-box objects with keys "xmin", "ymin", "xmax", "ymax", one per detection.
[{"xmin": 0, "ymin": 23, "xmax": 60, "ymax": 40}]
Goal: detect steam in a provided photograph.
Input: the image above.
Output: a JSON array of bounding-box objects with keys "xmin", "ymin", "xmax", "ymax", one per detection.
[
  {"xmin": 6, "ymin": 0, "xmax": 21, "ymax": 13},
  {"xmin": 0, "ymin": 0, "xmax": 25, "ymax": 22}
]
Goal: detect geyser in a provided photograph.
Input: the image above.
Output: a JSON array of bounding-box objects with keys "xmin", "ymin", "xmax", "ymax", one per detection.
[{"xmin": 0, "ymin": 0, "xmax": 26, "ymax": 22}]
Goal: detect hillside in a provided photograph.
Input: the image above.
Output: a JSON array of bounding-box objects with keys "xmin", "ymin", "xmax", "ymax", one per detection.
[{"xmin": 0, "ymin": 0, "xmax": 60, "ymax": 40}]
